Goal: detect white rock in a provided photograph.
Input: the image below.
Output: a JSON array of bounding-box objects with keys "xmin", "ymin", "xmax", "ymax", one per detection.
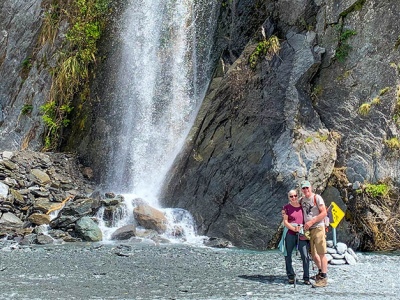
[
  {"xmin": 327, "ymin": 247, "xmax": 337, "ymax": 254},
  {"xmin": 0, "ymin": 182, "xmax": 8, "ymax": 198},
  {"xmin": 330, "ymin": 258, "xmax": 347, "ymax": 265},
  {"xmin": 347, "ymin": 247, "xmax": 359, "ymax": 261},
  {"xmin": 2, "ymin": 151, "xmax": 14, "ymax": 159},
  {"xmin": 336, "ymin": 242, "xmax": 348, "ymax": 254},
  {"xmin": 344, "ymin": 252, "xmax": 357, "ymax": 265},
  {"xmin": 331, "ymin": 253, "xmax": 345, "ymax": 259}
]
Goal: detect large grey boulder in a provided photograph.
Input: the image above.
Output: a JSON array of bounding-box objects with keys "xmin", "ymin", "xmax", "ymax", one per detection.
[
  {"xmin": 110, "ymin": 225, "xmax": 136, "ymax": 241},
  {"xmin": 0, "ymin": 212, "xmax": 23, "ymax": 228},
  {"xmin": 75, "ymin": 217, "xmax": 102, "ymax": 242}
]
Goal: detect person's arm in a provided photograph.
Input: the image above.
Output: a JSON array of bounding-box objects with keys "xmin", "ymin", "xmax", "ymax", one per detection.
[
  {"xmin": 304, "ymin": 197, "xmax": 327, "ymax": 230},
  {"xmin": 283, "ymin": 209, "xmax": 300, "ymax": 233}
]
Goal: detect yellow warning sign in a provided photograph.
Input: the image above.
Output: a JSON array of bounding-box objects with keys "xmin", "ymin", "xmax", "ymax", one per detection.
[{"xmin": 328, "ymin": 201, "xmax": 345, "ymax": 228}]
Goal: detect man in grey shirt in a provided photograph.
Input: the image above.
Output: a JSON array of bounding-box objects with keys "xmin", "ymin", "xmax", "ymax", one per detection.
[{"xmin": 300, "ymin": 180, "xmax": 328, "ymax": 287}]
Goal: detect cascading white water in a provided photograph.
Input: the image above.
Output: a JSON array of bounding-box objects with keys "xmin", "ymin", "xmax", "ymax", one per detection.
[
  {"xmin": 100, "ymin": 0, "xmax": 219, "ymax": 242},
  {"xmin": 105, "ymin": 0, "xmax": 217, "ymax": 202}
]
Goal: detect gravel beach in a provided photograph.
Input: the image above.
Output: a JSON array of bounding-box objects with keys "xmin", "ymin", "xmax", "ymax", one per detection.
[{"xmin": 0, "ymin": 241, "xmax": 398, "ymax": 300}]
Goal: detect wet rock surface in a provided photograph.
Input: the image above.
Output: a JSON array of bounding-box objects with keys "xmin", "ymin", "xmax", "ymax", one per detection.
[
  {"xmin": 0, "ymin": 151, "xmax": 200, "ymax": 246},
  {"xmin": 0, "ymin": 241, "xmax": 398, "ymax": 300}
]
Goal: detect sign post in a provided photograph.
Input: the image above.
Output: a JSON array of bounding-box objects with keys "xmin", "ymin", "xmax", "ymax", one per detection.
[{"xmin": 328, "ymin": 202, "xmax": 345, "ymax": 246}]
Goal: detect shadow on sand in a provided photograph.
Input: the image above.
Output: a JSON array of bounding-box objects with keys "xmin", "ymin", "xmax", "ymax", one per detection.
[{"xmin": 238, "ymin": 274, "xmax": 287, "ymax": 284}]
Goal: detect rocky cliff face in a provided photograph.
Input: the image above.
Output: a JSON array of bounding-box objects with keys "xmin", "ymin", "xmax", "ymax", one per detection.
[
  {"xmin": 161, "ymin": 0, "xmax": 400, "ymax": 249},
  {"xmin": 0, "ymin": 0, "xmax": 65, "ymax": 151},
  {"xmin": 1, "ymin": 0, "xmax": 399, "ymax": 250}
]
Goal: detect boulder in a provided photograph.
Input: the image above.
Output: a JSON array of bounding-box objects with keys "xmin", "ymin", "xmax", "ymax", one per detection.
[
  {"xmin": 133, "ymin": 204, "xmax": 167, "ymax": 234},
  {"xmin": 36, "ymin": 234, "xmax": 54, "ymax": 245},
  {"xmin": 330, "ymin": 259, "xmax": 347, "ymax": 265},
  {"xmin": 31, "ymin": 169, "xmax": 51, "ymax": 185},
  {"xmin": 111, "ymin": 225, "xmax": 136, "ymax": 240},
  {"xmin": 28, "ymin": 213, "xmax": 51, "ymax": 225},
  {"xmin": 0, "ymin": 182, "xmax": 8, "ymax": 198},
  {"xmin": 336, "ymin": 242, "xmax": 348, "ymax": 255},
  {"xmin": 61, "ymin": 198, "xmax": 98, "ymax": 217},
  {"xmin": 75, "ymin": 217, "xmax": 102, "ymax": 242},
  {"xmin": 344, "ymin": 252, "xmax": 357, "ymax": 265},
  {"xmin": 0, "ymin": 212, "xmax": 23, "ymax": 228},
  {"xmin": 33, "ymin": 198, "xmax": 57, "ymax": 213},
  {"xmin": 204, "ymin": 237, "xmax": 233, "ymax": 248}
]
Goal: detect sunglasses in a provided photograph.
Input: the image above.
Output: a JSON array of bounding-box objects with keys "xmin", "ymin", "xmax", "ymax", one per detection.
[
  {"xmin": 289, "ymin": 195, "xmax": 297, "ymax": 198},
  {"xmin": 302, "ymin": 187, "xmax": 310, "ymax": 190}
]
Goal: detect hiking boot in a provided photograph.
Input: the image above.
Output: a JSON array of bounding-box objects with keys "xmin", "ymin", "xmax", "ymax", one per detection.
[
  {"xmin": 311, "ymin": 273, "xmax": 323, "ymax": 281},
  {"xmin": 312, "ymin": 277, "xmax": 328, "ymax": 287},
  {"xmin": 304, "ymin": 280, "xmax": 311, "ymax": 285}
]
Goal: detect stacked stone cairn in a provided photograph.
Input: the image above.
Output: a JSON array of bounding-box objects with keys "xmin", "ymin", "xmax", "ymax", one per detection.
[{"xmin": 326, "ymin": 240, "xmax": 358, "ymax": 265}]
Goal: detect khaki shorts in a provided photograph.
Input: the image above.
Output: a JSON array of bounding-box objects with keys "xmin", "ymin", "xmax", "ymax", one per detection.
[{"xmin": 310, "ymin": 226, "xmax": 326, "ymax": 256}]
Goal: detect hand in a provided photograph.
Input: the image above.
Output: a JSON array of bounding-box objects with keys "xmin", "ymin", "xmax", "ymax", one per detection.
[{"xmin": 304, "ymin": 221, "xmax": 312, "ymax": 230}]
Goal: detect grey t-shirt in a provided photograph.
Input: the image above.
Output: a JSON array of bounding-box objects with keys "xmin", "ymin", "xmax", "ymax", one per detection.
[{"xmin": 301, "ymin": 194, "xmax": 325, "ymax": 228}]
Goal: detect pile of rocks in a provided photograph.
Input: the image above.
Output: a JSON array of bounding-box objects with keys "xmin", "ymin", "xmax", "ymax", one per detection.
[
  {"xmin": 0, "ymin": 150, "xmax": 191, "ymax": 246},
  {"xmin": 326, "ymin": 240, "xmax": 358, "ymax": 265},
  {"xmin": 0, "ymin": 150, "xmax": 97, "ymax": 242}
]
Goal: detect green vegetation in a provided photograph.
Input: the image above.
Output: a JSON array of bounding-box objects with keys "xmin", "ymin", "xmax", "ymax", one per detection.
[
  {"xmin": 364, "ymin": 183, "xmax": 390, "ymax": 198},
  {"xmin": 358, "ymin": 86, "xmax": 392, "ymax": 116},
  {"xmin": 317, "ymin": 134, "xmax": 328, "ymax": 142},
  {"xmin": 335, "ymin": 28, "xmax": 357, "ymax": 62},
  {"xmin": 21, "ymin": 104, "xmax": 33, "ymax": 115},
  {"xmin": 311, "ymin": 85, "xmax": 323, "ymax": 100},
  {"xmin": 394, "ymin": 85, "xmax": 400, "ymax": 126},
  {"xmin": 335, "ymin": 0, "xmax": 365, "ymax": 62},
  {"xmin": 394, "ymin": 35, "xmax": 400, "ymax": 50},
  {"xmin": 371, "ymin": 97, "xmax": 380, "ymax": 105},
  {"xmin": 379, "ymin": 87, "xmax": 390, "ymax": 96},
  {"xmin": 40, "ymin": 0, "xmax": 110, "ymax": 150},
  {"xmin": 305, "ymin": 136, "xmax": 313, "ymax": 143},
  {"xmin": 249, "ymin": 35, "xmax": 280, "ymax": 69},
  {"xmin": 221, "ymin": 0, "xmax": 232, "ymax": 7},
  {"xmin": 337, "ymin": 70, "xmax": 352, "ymax": 81},
  {"xmin": 22, "ymin": 57, "xmax": 32, "ymax": 69},
  {"xmin": 358, "ymin": 102, "xmax": 371, "ymax": 116},
  {"xmin": 340, "ymin": 0, "xmax": 366, "ymax": 18},
  {"xmin": 390, "ymin": 62, "xmax": 400, "ymax": 73},
  {"xmin": 385, "ymin": 137, "xmax": 400, "ymax": 150}
]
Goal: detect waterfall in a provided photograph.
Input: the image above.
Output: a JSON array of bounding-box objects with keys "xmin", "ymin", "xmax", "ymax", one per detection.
[
  {"xmin": 104, "ymin": 0, "xmax": 218, "ymax": 206},
  {"xmin": 98, "ymin": 0, "xmax": 218, "ymax": 242}
]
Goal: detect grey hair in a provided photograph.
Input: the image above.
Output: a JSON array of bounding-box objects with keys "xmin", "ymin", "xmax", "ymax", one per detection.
[{"xmin": 287, "ymin": 189, "xmax": 297, "ymax": 198}]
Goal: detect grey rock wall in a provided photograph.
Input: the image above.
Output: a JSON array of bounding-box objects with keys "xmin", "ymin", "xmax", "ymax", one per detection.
[
  {"xmin": 1, "ymin": 0, "xmax": 399, "ymax": 250},
  {"xmin": 0, "ymin": 0, "xmax": 50, "ymax": 150},
  {"xmin": 161, "ymin": 0, "xmax": 400, "ymax": 249},
  {"xmin": 314, "ymin": 0, "xmax": 400, "ymax": 183}
]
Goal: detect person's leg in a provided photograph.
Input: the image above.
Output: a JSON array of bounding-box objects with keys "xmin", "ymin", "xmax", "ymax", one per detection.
[
  {"xmin": 313, "ymin": 227, "xmax": 327, "ymax": 274},
  {"xmin": 284, "ymin": 234, "xmax": 296, "ymax": 281},
  {"xmin": 299, "ymin": 239, "xmax": 310, "ymax": 281},
  {"xmin": 320, "ymin": 253, "xmax": 328, "ymax": 273},
  {"xmin": 309, "ymin": 228, "xmax": 321, "ymax": 270},
  {"xmin": 313, "ymin": 227, "xmax": 328, "ymax": 287}
]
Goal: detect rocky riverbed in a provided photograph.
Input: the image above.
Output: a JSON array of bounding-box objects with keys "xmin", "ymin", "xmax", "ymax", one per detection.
[{"xmin": 0, "ymin": 240, "xmax": 398, "ymax": 300}]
